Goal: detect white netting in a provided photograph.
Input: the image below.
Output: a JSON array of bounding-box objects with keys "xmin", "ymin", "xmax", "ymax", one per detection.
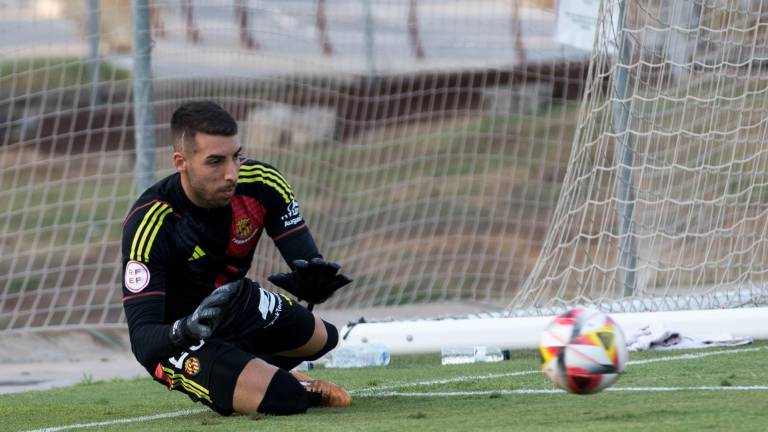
[
  {"xmin": 509, "ymin": 0, "xmax": 768, "ymax": 315},
  {"xmin": 1, "ymin": 0, "xmax": 585, "ymax": 331}
]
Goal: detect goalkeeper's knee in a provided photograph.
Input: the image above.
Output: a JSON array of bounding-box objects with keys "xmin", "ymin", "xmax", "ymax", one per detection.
[
  {"xmin": 305, "ymin": 320, "xmax": 338, "ymax": 361},
  {"xmin": 257, "ymin": 368, "xmax": 321, "ymax": 415}
]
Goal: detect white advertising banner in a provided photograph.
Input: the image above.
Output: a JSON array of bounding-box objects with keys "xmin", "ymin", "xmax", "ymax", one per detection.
[{"xmin": 555, "ymin": 0, "xmax": 612, "ymax": 52}]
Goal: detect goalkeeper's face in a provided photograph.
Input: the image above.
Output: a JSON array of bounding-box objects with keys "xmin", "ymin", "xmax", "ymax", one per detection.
[{"xmin": 174, "ymin": 132, "xmax": 242, "ymax": 209}]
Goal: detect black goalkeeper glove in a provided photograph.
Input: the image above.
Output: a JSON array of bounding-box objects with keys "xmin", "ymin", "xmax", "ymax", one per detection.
[
  {"xmin": 268, "ymin": 258, "xmax": 352, "ymax": 304},
  {"xmin": 169, "ymin": 279, "xmax": 243, "ymax": 348}
]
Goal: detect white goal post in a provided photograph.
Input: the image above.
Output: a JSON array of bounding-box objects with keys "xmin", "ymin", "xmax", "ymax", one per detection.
[
  {"xmin": 344, "ymin": 0, "xmax": 768, "ymax": 350},
  {"xmin": 341, "ymin": 307, "xmax": 768, "ymax": 354},
  {"xmin": 512, "ymin": 0, "xmax": 768, "ymax": 316}
]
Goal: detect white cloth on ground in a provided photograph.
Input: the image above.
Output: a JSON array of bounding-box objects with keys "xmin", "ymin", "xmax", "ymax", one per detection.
[{"xmin": 624, "ymin": 321, "xmax": 753, "ymax": 352}]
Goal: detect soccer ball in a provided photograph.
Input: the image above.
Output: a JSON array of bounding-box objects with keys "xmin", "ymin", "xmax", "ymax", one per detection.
[{"xmin": 539, "ymin": 307, "xmax": 628, "ymax": 394}]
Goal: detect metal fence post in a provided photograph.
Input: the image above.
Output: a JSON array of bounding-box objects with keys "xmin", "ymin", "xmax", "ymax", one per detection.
[
  {"xmin": 132, "ymin": 0, "xmax": 156, "ymax": 196},
  {"xmin": 612, "ymin": 0, "xmax": 637, "ymax": 297}
]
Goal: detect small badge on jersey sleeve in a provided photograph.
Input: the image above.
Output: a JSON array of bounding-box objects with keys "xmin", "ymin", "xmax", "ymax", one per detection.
[{"xmin": 124, "ymin": 260, "xmax": 150, "ymax": 293}]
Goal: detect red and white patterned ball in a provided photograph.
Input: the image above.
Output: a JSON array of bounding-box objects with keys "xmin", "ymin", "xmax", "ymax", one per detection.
[{"xmin": 539, "ymin": 307, "xmax": 628, "ymax": 394}]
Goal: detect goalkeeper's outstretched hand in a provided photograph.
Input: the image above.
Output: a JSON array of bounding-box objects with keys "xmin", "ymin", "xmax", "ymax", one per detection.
[
  {"xmin": 268, "ymin": 258, "xmax": 352, "ymax": 304},
  {"xmin": 169, "ymin": 279, "xmax": 243, "ymax": 347}
]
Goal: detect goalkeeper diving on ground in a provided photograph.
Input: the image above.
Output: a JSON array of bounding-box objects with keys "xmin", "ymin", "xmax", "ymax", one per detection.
[{"xmin": 121, "ymin": 100, "xmax": 353, "ymax": 415}]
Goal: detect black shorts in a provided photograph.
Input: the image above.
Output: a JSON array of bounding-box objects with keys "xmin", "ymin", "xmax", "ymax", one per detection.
[{"xmin": 151, "ymin": 280, "xmax": 317, "ymax": 415}]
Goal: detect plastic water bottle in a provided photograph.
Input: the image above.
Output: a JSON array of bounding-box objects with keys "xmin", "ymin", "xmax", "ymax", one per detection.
[
  {"xmin": 440, "ymin": 346, "xmax": 509, "ymax": 365},
  {"xmin": 294, "ymin": 361, "xmax": 315, "ymax": 371},
  {"xmin": 325, "ymin": 344, "xmax": 391, "ymax": 368}
]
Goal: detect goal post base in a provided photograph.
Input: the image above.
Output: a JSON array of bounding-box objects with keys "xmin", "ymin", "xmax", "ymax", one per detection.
[{"xmin": 339, "ymin": 307, "xmax": 768, "ymax": 354}]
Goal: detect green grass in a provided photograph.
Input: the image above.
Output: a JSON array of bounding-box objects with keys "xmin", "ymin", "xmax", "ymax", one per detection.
[
  {"xmin": 4, "ymin": 341, "xmax": 767, "ymax": 432},
  {"xmin": 0, "ymin": 57, "xmax": 130, "ymax": 90},
  {"xmin": 1, "ymin": 173, "xmax": 134, "ymax": 244}
]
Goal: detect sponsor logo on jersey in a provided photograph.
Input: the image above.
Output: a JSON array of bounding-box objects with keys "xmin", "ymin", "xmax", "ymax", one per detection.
[
  {"xmin": 283, "ymin": 216, "xmax": 303, "ymax": 227},
  {"xmin": 280, "ymin": 199, "xmax": 303, "ymax": 227},
  {"xmin": 188, "ymin": 245, "xmax": 206, "ymax": 261},
  {"xmin": 258, "ymin": 288, "xmax": 283, "ymax": 328},
  {"xmin": 233, "ymin": 217, "xmax": 257, "ymax": 245},
  {"xmin": 124, "ymin": 260, "xmax": 150, "ymax": 293},
  {"xmin": 183, "ymin": 356, "xmax": 201, "ymax": 376},
  {"xmin": 286, "ymin": 199, "xmax": 300, "ymax": 217}
]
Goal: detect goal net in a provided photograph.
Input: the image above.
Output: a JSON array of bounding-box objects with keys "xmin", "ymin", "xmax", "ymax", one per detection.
[
  {"xmin": 1, "ymin": 0, "xmax": 765, "ymax": 335},
  {"xmin": 511, "ymin": 0, "xmax": 768, "ymax": 315},
  {"xmin": 0, "ymin": 0, "xmax": 582, "ymax": 330}
]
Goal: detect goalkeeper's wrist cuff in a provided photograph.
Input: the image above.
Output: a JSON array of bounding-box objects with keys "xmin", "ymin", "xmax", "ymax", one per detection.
[{"xmin": 169, "ymin": 318, "xmax": 194, "ymax": 348}]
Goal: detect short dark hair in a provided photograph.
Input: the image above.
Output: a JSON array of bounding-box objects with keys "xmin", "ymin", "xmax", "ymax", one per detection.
[{"xmin": 170, "ymin": 101, "xmax": 238, "ymax": 151}]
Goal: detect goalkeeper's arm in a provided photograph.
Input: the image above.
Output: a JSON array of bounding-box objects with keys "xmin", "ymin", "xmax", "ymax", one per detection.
[
  {"xmin": 271, "ymin": 227, "xmax": 352, "ymax": 304},
  {"xmin": 124, "ymin": 281, "xmax": 243, "ymax": 366}
]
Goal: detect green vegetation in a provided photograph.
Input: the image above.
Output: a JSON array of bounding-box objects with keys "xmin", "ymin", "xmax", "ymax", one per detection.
[
  {"xmin": 3, "ymin": 341, "xmax": 767, "ymax": 431},
  {"xmin": 1, "ymin": 173, "xmax": 134, "ymax": 245},
  {"xmin": 0, "ymin": 57, "xmax": 130, "ymax": 90},
  {"xmin": 1, "ymin": 101, "xmax": 581, "ymax": 306},
  {"xmin": 259, "ymin": 103, "xmax": 579, "ymax": 216}
]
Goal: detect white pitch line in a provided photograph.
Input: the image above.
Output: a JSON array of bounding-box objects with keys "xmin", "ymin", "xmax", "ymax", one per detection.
[
  {"xmin": 609, "ymin": 385, "xmax": 768, "ymax": 392},
  {"xmin": 350, "ymin": 370, "xmax": 539, "ymax": 394},
  {"xmin": 20, "ymin": 408, "xmax": 208, "ymax": 432},
  {"xmin": 361, "ymin": 385, "xmax": 768, "ymax": 398},
  {"xmin": 351, "ymin": 345, "xmax": 764, "ymax": 395},
  {"xmin": 625, "ymin": 346, "xmax": 762, "ymax": 365},
  {"xmin": 20, "ymin": 345, "xmax": 765, "ymax": 431}
]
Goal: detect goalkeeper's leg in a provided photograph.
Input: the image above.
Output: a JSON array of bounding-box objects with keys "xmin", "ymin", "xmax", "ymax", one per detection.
[
  {"xmin": 277, "ymin": 317, "xmax": 352, "ymax": 407},
  {"xmin": 261, "ymin": 316, "xmax": 339, "ymax": 369},
  {"xmin": 151, "ymin": 340, "xmax": 325, "ymax": 416},
  {"xmin": 232, "ymin": 358, "xmax": 324, "ymax": 415},
  {"xmin": 246, "ymin": 315, "xmax": 352, "ymax": 408},
  {"xmin": 231, "ymin": 293, "xmax": 351, "ymax": 407},
  {"xmin": 232, "ymin": 318, "xmax": 351, "ymax": 410},
  {"xmin": 215, "ymin": 280, "xmax": 351, "ymax": 408}
]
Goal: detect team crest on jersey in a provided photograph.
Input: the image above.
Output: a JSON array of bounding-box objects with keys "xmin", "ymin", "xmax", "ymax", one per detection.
[
  {"xmin": 184, "ymin": 356, "xmax": 200, "ymax": 376},
  {"xmin": 233, "ymin": 217, "xmax": 257, "ymax": 245},
  {"xmin": 227, "ymin": 195, "xmax": 265, "ymax": 257}
]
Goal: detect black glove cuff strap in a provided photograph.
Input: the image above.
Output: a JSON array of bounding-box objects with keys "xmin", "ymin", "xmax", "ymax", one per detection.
[{"xmin": 169, "ymin": 319, "xmax": 194, "ymax": 348}]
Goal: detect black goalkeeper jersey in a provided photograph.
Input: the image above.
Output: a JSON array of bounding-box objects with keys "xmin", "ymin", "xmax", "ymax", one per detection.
[{"xmin": 121, "ymin": 159, "xmax": 319, "ymax": 368}]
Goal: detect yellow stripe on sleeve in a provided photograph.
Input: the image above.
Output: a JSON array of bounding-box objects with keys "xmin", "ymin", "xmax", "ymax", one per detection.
[
  {"xmin": 134, "ymin": 202, "xmax": 171, "ymax": 262},
  {"xmin": 237, "ymin": 174, "xmax": 292, "ymax": 203},
  {"xmin": 129, "ymin": 202, "xmax": 164, "ymax": 261},
  {"xmin": 143, "ymin": 206, "xmax": 173, "ymax": 262},
  {"xmin": 239, "ymin": 164, "xmax": 293, "ymax": 193},
  {"xmin": 238, "ymin": 164, "xmax": 293, "ymax": 201}
]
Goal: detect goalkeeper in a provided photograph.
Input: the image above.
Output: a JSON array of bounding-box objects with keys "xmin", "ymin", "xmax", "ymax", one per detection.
[{"xmin": 121, "ymin": 100, "xmax": 353, "ymax": 416}]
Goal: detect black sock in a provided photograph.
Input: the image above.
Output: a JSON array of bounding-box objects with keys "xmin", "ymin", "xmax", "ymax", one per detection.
[{"xmin": 257, "ymin": 368, "xmax": 319, "ymax": 415}]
